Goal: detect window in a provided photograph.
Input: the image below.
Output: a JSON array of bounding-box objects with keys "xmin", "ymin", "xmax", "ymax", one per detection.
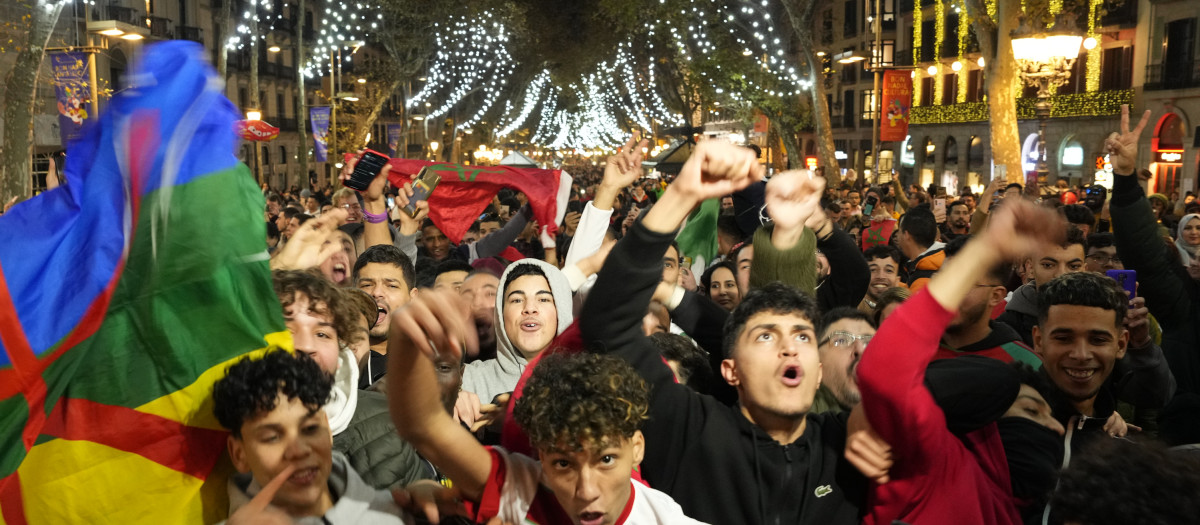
[
  {"xmin": 238, "ymin": 88, "xmax": 247, "ymax": 108},
  {"xmin": 1059, "ymin": 51, "xmax": 1086, "ymax": 94},
  {"xmin": 843, "ymin": 89, "xmax": 856, "ymax": 128},
  {"xmin": 1101, "ymin": 46, "xmax": 1134, "ymax": 90},
  {"xmin": 844, "ymin": 0, "xmax": 858, "ymax": 39},
  {"xmin": 942, "ymin": 73, "xmax": 957, "ymax": 105},
  {"xmin": 966, "ymin": 69, "xmax": 982, "ymax": 102},
  {"xmin": 920, "ymin": 20, "xmax": 935, "ymax": 62},
  {"xmin": 262, "ymin": 145, "xmax": 271, "ymax": 165},
  {"xmin": 841, "ymin": 61, "xmax": 858, "ymax": 84},
  {"xmin": 276, "ymin": 93, "xmax": 285, "ymax": 118},
  {"xmin": 871, "ymin": 39, "xmax": 895, "ymax": 67},
  {"xmin": 822, "ymin": 9, "xmax": 834, "ymax": 45},
  {"xmin": 861, "ymin": 89, "xmax": 877, "ymax": 121},
  {"xmin": 942, "ymin": 14, "xmax": 959, "ymax": 57},
  {"xmin": 920, "ymin": 76, "xmax": 933, "ymax": 106},
  {"xmin": 864, "ymin": 0, "xmax": 896, "ymax": 29},
  {"xmin": 279, "ymin": 145, "xmax": 288, "ymax": 164}
]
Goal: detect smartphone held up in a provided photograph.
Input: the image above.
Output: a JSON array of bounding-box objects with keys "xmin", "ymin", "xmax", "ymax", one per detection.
[{"xmin": 343, "ymin": 150, "xmax": 390, "ymax": 192}]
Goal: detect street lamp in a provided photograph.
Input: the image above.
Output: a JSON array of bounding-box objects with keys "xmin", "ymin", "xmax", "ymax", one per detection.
[
  {"xmin": 430, "ymin": 140, "xmax": 440, "ymax": 161},
  {"xmin": 246, "ymin": 109, "xmax": 263, "ymax": 183},
  {"xmin": 1011, "ymin": 13, "xmax": 1083, "ymax": 191}
]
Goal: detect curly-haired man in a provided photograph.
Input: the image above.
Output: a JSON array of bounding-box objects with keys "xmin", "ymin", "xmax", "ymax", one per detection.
[{"xmin": 387, "ymin": 290, "xmax": 706, "ymax": 525}]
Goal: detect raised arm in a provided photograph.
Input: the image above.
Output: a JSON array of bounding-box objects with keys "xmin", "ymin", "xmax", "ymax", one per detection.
[
  {"xmin": 387, "ymin": 290, "xmax": 491, "ymax": 503},
  {"xmin": 339, "ymin": 153, "xmax": 427, "ymax": 251},
  {"xmin": 468, "ymin": 204, "xmax": 529, "ymax": 261},
  {"xmin": 857, "ymin": 201, "xmax": 1063, "ymax": 456},
  {"xmin": 748, "ymin": 170, "xmax": 824, "ymax": 295},
  {"xmin": 816, "ymin": 213, "xmax": 870, "ymax": 309}
]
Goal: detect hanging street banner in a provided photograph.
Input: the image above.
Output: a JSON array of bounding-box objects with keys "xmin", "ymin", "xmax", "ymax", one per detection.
[
  {"xmin": 310, "ymin": 106, "xmax": 331, "ymax": 162},
  {"xmin": 386, "ymin": 123, "xmax": 402, "ymax": 157},
  {"xmin": 51, "ymin": 52, "xmax": 92, "ymax": 148},
  {"xmin": 880, "ymin": 69, "xmax": 912, "ymax": 143}
]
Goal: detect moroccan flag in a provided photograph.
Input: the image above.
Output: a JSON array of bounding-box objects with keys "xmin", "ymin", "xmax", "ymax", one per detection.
[
  {"xmin": 381, "ymin": 158, "xmax": 572, "ymax": 245},
  {"xmin": 862, "ymin": 217, "xmax": 897, "ymax": 250},
  {"xmin": 0, "ymin": 41, "xmax": 286, "ymax": 523},
  {"xmin": 675, "ymin": 198, "xmax": 721, "ymax": 273}
]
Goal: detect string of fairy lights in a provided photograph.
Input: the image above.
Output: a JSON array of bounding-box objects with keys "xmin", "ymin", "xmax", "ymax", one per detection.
[{"xmin": 220, "ymin": 0, "xmax": 822, "ymax": 149}]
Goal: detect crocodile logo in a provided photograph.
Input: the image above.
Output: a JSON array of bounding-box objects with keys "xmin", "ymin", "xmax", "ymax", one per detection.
[{"xmin": 814, "ymin": 485, "xmax": 833, "ymax": 498}]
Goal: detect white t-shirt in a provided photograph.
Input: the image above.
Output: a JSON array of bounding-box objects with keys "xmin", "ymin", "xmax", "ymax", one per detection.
[{"xmin": 471, "ymin": 447, "xmax": 709, "ymax": 525}]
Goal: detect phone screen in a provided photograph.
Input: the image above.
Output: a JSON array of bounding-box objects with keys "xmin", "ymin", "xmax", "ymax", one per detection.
[{"xmin": 344, "ymin": 150, "xmax": 389, "ymax": 191}]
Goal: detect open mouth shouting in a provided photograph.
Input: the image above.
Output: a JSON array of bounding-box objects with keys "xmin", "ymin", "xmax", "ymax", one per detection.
[
  {"xmin": 578, "ymin": 511, "xmax": 606, "ymax": 525},
  {"xmin": 781, "ymin": 364, "xmax": 804, "ymax": 387}
]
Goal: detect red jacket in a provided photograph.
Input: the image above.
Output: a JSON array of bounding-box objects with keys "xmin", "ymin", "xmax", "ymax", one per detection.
[{"xmin": 857, "ymin": 290, "xmax": 1023, "ymax": 525}]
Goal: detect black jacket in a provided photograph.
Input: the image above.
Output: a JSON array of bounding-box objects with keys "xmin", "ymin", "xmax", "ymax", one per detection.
[
  {"xmin": 582, "ymin": 219, "xmax": 866, "ymax": 525},
  {"xmin": 1110, "ymin": 173, "xmax": 1200, "ymax": 444}
]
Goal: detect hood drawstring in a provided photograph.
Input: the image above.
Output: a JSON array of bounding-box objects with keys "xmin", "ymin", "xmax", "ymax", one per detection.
[
  {"xmin": 1041, "ymin": 415, "xmax": 1078, "ymax": 525},
  {"xmin": 752, "ymin": 430, "xmax": 767, "ymax": 524}
]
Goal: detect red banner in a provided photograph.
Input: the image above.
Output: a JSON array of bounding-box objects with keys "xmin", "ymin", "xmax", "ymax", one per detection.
[
  {"xmin": 234, "ymin": 120, "xmax": 280, "ymax": 142},
  {"xmin": 880, "ymin": 70, "xmax": 912, "ymax": 142}
]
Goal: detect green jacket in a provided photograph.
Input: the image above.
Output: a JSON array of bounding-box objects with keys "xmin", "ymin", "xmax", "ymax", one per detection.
[{"xmin": 333, "ymin": 389, "xmax": 433, "ymax": 490}]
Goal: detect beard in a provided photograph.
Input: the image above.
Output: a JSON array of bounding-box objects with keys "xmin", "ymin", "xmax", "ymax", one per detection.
[{"xmin": 947, "ymin": 300, "xmax": 989, "ymax": 335}]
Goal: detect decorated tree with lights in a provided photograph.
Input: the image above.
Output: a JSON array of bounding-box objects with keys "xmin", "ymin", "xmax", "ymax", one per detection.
[{"xmin": 2, "ymin": 0, "xmax": 68, "ymax": 204}]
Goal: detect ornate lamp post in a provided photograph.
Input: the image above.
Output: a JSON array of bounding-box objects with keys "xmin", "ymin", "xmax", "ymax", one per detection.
[{"xmin": 1011, "ymin": 13, "xmax": 1083, "ymax": 193}]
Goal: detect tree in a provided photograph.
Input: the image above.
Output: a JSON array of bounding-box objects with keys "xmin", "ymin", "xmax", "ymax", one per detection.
[
  {"xmin": 962, "ymin": 0, "xmax": 1024, "ymax": 183},
  {"xmin": 337, "ymin": 56, "xmax": 402, "ymax": 153},
  {"xmin": 780, "ymin": 0, "xmax": 840, "ymax": 186},
  {"xmin": 2, "ymin": 0, "xmax": 67, "ymax": 205}
]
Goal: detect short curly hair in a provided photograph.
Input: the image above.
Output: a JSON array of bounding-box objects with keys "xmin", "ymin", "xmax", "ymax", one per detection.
[
  {"xmin": 514, "ymin": 353, "xmax": 649, "ymax": 455},
  {"xmin": 1050, "ymin": 438, "xmax": 1200, "ymax": 524},
  {"xmin": 1037, "ymin": 271, "xmax": 1126, "ymax": 328},
  {"xmin": 213, "ymin": 349, "xmax": 332, "ymax": 438},
  {"xmin": 273, "ymin": 269, "xmax": 363, "ymax": 347}
]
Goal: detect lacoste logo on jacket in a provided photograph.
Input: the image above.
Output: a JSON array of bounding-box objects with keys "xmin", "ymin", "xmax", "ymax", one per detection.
[{"xmin": 814, "ymin": 485, "xmax": 833, "ymax": 498}]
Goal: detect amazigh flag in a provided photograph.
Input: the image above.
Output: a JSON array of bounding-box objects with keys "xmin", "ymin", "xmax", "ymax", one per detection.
[
  {"xmin": 381, "ymin": 158, "xmax": 572, "ymax": 245},
  {"xmin": 675, "ymin": 198, "xmax": 721, "ymax": 273},
  {"xmin": 0, "ymin": 41, "xmax": 286, "ymax": 523}
]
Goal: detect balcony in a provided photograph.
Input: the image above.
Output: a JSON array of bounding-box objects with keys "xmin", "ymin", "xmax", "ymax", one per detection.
[
  {"xmin": 275, "ymin": 118, "xmax": 298, "ymax": 132},
  {"xmin": 95, "ymin": 4, "xmax": 141, "ymax": 26},
  {"xmin": 147, "ymin": 16, "xmax": 173, "ymax": 39},
  {"xmin": 261, "ymin": 61, "xmax": 280, "ymax": 77},
  {"xmin": 1145, "ymin": 61, "xmax": 1200, "ymax": 91},
  {"xmin": 277, "ymin": 64, "xmax": 296, "ymax": 80},
  {"xmin": 178, "ymin": 25, "xmax": 204, "ymax": 44},
  {"xmin": 894, "ymin": 48, "xmax": 913, "ymax": 67},
  {"xmin": 910, "ymin": 89, "xmax": 1135, "ymax": 125}
]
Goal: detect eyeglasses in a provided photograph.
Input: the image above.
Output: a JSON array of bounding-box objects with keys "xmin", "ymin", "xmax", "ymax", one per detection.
[
  {"xmin": 820, "ymin": 331, "xmax": 873, "ymax": 348},
  {"xmin": 340, "ymin": 203, "xmax": 362, "ymax": 211},
  {"xmin": 1086, "ymin": 253, "xmax": 1122, "ymax": 265}
]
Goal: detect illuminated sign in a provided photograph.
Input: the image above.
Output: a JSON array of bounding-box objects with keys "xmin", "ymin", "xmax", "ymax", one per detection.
[
  {"xmin": 805, "ymin": 156, "xmax": 818, "ymax": 170},
  {"xmin": 1157, "ymin": 150, "xmax": 1183, "ymax": 163},
  {"xmin": 835, "ymin": 150, "xmax": 848, "ymax": 160}
]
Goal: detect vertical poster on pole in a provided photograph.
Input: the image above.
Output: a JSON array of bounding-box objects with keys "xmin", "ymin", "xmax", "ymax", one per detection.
[
  {"xmin": 51, "ymin": 52, "xmax": 92, "ymax": 148},
  {"xmin": 880, "ymin": 70, "xmax": 912, "ymax": 143},
  {"xmin": 310, "ymin": 106, "xmax": 331, "ymax": 162},
  {"xmin": 387, "ymin": 123, "xmax": 402, "ymax": 157}
]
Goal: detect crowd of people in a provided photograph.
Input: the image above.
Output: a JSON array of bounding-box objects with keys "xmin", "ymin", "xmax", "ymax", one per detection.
[{"xmin": 211, "ymin": 105, "xmax": 1200, "ymax": 525}]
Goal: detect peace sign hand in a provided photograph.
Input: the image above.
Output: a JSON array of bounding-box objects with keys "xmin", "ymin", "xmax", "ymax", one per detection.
[{"xmin": 1105, "ymin": 104, "xmax": 1152, "ymax": 176}]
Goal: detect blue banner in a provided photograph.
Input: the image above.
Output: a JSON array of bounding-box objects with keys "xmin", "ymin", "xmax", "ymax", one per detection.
[
  {"xmin": 387, "ymin": 123, "xmax": 402, "ymax": 157},
  {"xmin": 310, "ymin": 106, "xmax": 331, "ymax": 162},
  {"xmin": 51, "ymin": 52, "xmax": 92, "ymax": 148}
]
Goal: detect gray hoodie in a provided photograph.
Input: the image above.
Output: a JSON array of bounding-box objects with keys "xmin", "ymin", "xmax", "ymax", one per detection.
[
  {"xmin": 222, "ymin": 451, "xmax": 411, "ymax": 524},
  {"xmin": 461, "ymin": 259, "xmax": 574, "ymax": 403}
]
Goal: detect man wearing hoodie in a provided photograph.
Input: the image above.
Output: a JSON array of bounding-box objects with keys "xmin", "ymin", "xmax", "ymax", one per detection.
[
  {"xmin": 460, "ymin": 259, "xmax": 574, "ymax": 407},
  {"xmin": 996, "ymin": 227, "xmax": 1086, "ymax": 346}
]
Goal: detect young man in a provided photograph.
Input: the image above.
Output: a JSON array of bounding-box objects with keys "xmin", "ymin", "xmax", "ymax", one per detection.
[
  {"xmin": 354, "ymin": 245, "xmax": 418, "ymax": 388},
  {"xmin": 996, "ymin": 227, "xmax": 1086, "ymax": 346},
  {"xmin": 934, "ymin": 239, "xmax": 1041, "ymax": 367},
  {"xmin": 858, "ymin": 245, "xmax": 903, "ymax": 316},
  {"xmin": 1032, "ymin": 271, "xmax": 1174, "ymax": 456},
  {"xmin": 460, "ymin": 259, "xmax": 574, "ymax": 405},
  {"xmin": 214, "ymin": 350, "xmax": 411, "ymax": 524},
  {"xmin": 582, "ymin": 141, "xmax": 867, "ymax": 524},
  {"xmin": 938, "ymin": 199, "xmax": 971, "ymax": 242},
  {"xmin": 459, "ymin": 270, "xmax": 501, "ymax": 362},
  {"xmin": 386, "ymin": 290, "xmax": 705, "ymax": 525},
  {"xmin": 855, "ymin": 200, "xmax": 1070, "ymax": 525},
  {"xmin": 1084, "ymin": 232, "xmax": 1122, "ymax": 273},
  {"xmin": 897, "ymin": 205, "xmax": 944, "ymax": 292},
  {"xmin": 273, "ymin": 270, "xmax": 430, "ymax": 490}
]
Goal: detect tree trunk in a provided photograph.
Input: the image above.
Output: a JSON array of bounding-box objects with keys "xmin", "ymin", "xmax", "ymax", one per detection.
[
  {"xmin": 967, "ymin": 0, "xmax": 1024, "ymax": 184},
  {"xmin": 771, "ymin": 117, "xmax": 801, "ymax": 170},
  {"xmin": 781, "ymin": 0, "xmax": 841, "ymax": 187},
  {"xmin": 295, "ymin": 0, "xmax": 308, "ymax": 190},
  {"xmin": 1, "ymin": 1, "xmax": 66, "ymax": 205},
  {"xmin": 216, "ymin": 0, "xmax": 229, "ymax": 79},
  {"xmin": 350, "ymin": 79, "xmax": 402, "ymax": 150}
]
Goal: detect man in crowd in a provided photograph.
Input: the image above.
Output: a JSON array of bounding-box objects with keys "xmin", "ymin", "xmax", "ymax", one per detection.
[
  {"xmin": 938, "ymin": 199, "xmax": 971, "ymax": 242},
  {"xmin": 354, "ymin": 245, "xmax": 417, "ymax": 388},
  {"xmin": 332, "ymin": 188, "xmax": 362, "ymax": 225},
  {"xmin": 997, "ymin": 228, "xmax": 1086, "ymax": 346},
  {"xmin": 811, "ymin": 307, "xmax": 876, "ymax": 414},
  {"xmin": 897, "ymin": 205, "xmax": 944, "ymax": 292},
  {"xmin": 1085, "ymin": 232, "xmax": 1122, "ymax": 273},
  {"xmin": 858, "ymin": 245, "xmax": 903, "ymax": 317}
]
